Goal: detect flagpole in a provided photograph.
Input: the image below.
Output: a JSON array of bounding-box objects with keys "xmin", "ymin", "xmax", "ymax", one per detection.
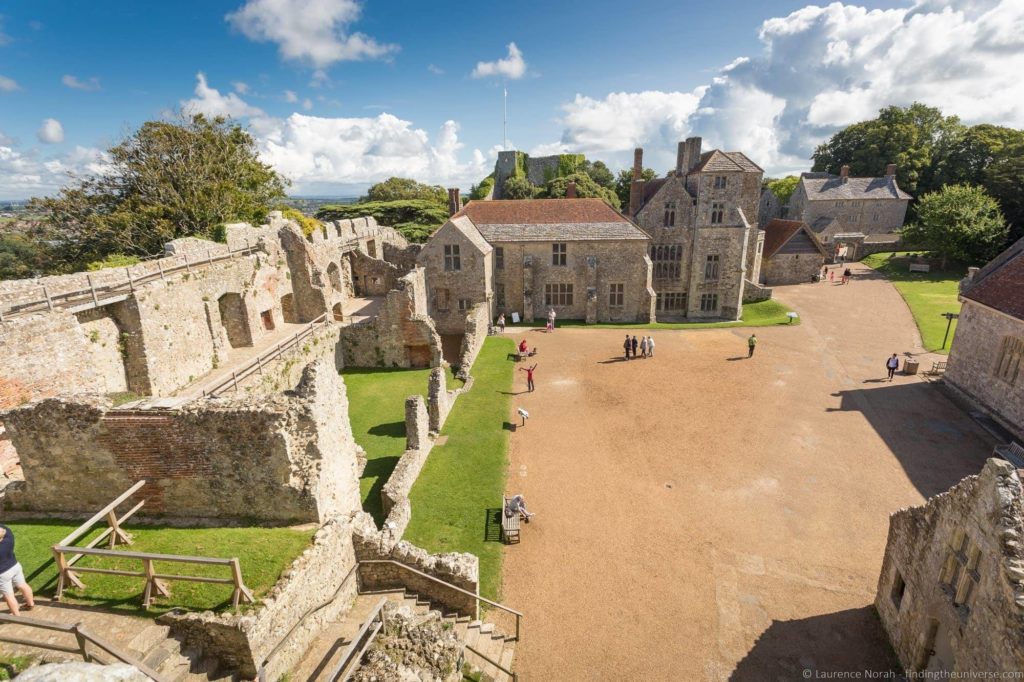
[{"xmin": 503, "ymin": 81, "xmax": 508, "ymax": 151}]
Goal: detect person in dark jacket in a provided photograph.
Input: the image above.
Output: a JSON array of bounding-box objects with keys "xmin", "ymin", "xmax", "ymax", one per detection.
[
  {"xmin": 0, "ymin": 525, "xmax": 34, "ymax": 615},
  {"xmin": 631, "ymin": 335, "xmax": 639, "ymax": 358}
]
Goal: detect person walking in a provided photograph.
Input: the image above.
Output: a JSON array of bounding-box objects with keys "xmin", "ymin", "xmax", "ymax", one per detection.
[
  {"xmin": 886, "ymin": 353, "xmax": 900, "ymax": 381},
  {"xmin": 497, "ymin": 313, "xmax": 505, "ymax": 333},
  {"xmin": 639, "ymin": 336, "xmax": 648, "ymax": 358},
  {"xmin": 843, "ymin": 267, "xmax": 852, "ymax": 284},
  {"xmin": 747, "ymin": 333, "xmax": 757, "ymax": 358},
  {"xmin": 631, "ymin": 335, "xmax": 639, "ymax": 359},
  {"xmin": 519, "ymin": 363, "xmax": 537, "ymax": 392},
  {"xmin": 547, "ymin": 308, "xmax": 557, "ymax": 332},
  {"xmin": 647, "ymin": 335, "xmax": 655, "ymax": 358},
  {"xmin": 623, "ymin": 334, "xmax": 632, "ymax": 360},
  {"xmin": 0, "ymin": 526, "xmax": 34, "ymax": 616},
  {"xmin": 821, "ymin": 265, "xmax": 828, "ymax": 280}
]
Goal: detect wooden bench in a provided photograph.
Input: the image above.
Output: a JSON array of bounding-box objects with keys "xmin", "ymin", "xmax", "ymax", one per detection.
[
  {"xmin": 929, "ymin": 361, "xmax": 948, "ymax": 374},
  {"xmin": 995, "ymin": 442, "xmax": 1024, "ymax": 469},
  {"xmin": 501, "ymin": 496, "xmax": 521, "ymax": 544},
  {"xmin": 909, "ymin": 263, "xmax": 931, "ymax": 273}
]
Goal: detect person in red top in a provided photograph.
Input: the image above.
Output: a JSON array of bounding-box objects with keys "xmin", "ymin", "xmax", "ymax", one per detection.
[
  {"xmin": 519, "ymin": 339, "xmax": 528, "ymax": 354},
  {"xmin": 519, "ymin": 364, "xmax": 537, "ymax": 392}
]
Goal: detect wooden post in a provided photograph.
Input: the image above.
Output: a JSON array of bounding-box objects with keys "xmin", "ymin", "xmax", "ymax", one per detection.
[
  {"xmin": 184, "ymin": 252, "xmax": 192, "ymax": 274},
  {"xmin": 229, "ymin": 558, "xmax": 253, "ymax": 609},
  {"xmin": 232, "ymin": 371, "xmax": 238, "ymax": 392},
  {"xmin": 207, "ymin": 249, "xmax": 214, "ymax": 266},
  {"xmin": 73, "ymin": 625, "xmax": 92, "ymax": 662},
  {"xmin": 256, "ymin": 355, "xmax": 263, "ymax": 375},
  {"xmin": 125, "ymin": 267, "xmax": 134, "ymax": 293},
  {"xmin": 158, "ymin": 259, "xmax": 165, "ymax": 280},
  {"xmin": 106, "ymin": 509, "xmax": 131, "ymax": 548},
  {"xmin": 142, "ymin": 558, "xmax": 155, "ymax": 609},
  {"xmin": 42, "ymin": 285, "xmax": 53, "ymax": 312},
  {"xmin": 0, "ymin": 304, "xmax": 5, "ymax": 322},
  {"xmin": 87, "ymin": 275, "xmax": 99, "ymax": 306}
]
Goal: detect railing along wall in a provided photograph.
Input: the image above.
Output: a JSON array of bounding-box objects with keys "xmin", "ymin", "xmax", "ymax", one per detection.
[{"xmin": 52, "ymin": 480, "xmax": 255, "ymax": 610}]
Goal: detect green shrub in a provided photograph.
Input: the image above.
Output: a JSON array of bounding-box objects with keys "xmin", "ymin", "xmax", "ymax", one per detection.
[
  {"xmin": 86, "ymin": 253, "xmax": 142, "ymax": 271},
  {"xmin": 316, "ymin": 200, "xmax": 448, "ymax": 230}
]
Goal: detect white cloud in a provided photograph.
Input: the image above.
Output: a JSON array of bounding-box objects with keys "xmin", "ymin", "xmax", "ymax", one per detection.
[
  {"xmin": 181, "ymin": 73, "xmax": 266, "ymax": 118},
  {"xmin": 302, "ymin": 98, "xmax": 313, "ymax": 111},
  {"xmin": 472, "ymin": 42, "xmax": 527, "ymax": 80},
  {"xmin": 61, "ymin": 75, "xmax": 101, "ymax": 91},
  {"xmin": 427, "ymin": 64, "xmax": 444, "ymax": 75},
  {"xmin": 284, "ymin": 89, "xmax": 298, "ymax": 103},
  {"xmin": 0, "ymin": 144, "xmax": 111, "ymax": 197},
  {"xmin": 226, "ymin": 0, "xmax": 398, "ymax": 68},
  {"xmin": 0, "ymin": 75, "xmax": 19, "ymax": 92},
  {"xmin": 37, "ymin": 119, "xmax": 64, "ymax": 144},
  {"xmin": 233, "ymin": 81, "xmax": 250, "ymax": 94}
]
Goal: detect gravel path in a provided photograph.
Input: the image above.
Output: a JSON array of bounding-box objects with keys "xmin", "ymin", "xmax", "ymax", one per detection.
[{"xmin": 501, "ymin": 263, "xmax": 994, "ymax": 680}]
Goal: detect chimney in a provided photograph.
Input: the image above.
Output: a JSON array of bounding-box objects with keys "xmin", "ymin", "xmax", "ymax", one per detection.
[
  {"xmin": 676, "ymin": 141, "xmax": 686, "ymax": 176},
  {"xmin": 566, "ymin": 180, "xmax": 577, "ymax": 199},
  {"xmin": 840, "ymin": 165, "xmax": 850, "ymax": 184},
  {"xmin": 629, "ymin": 147, "xmax": 644, "ymax": 216},
  {"xmin": 886, "ymin": 163, "xmax": 897, "ymax": 177},
  {"xmin": 967, "ymin": 266, "xmax": 980, "ymax": 281},
  {"xmin": 683, "ymin": 137, "xmax": 702, "ymax": 173},
  {"xmin": 447, "ymin": 188, "xmax": 460, "ymax": 217}
]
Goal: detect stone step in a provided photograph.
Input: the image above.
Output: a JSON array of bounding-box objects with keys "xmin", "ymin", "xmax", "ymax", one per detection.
[{"xmin": 127, "ymin": 623, "xmax": 172, "ymax": 657}]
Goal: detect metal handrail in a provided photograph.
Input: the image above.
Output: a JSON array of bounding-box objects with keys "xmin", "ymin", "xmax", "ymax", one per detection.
[
  {"xmin": 358, "ymin": 559, "xmax": 522, "ymax": 642},
  {"xmin": 327, "ymin": 597, "xmax": 388, "ymax": 682},
  {"xmin": 0, "ymin": 612, "xmax": 166, "ymax": 681},
  {"xmin": 465, "ymin": 642, "xmax": 517, "ymax": 682},
  {"xmin": 202, "ymin": 313, "xmax": 331, "ymax": 397}
]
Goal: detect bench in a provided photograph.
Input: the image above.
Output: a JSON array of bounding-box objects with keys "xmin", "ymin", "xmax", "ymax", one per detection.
[
  {"xmin": 501, "ymin": 496, "xmax": 521, "ymax": 544},
  {"xmin": 909, "ymin": 263, "xmax": 931, "ymax": 273},
  {"xmin": 995, "ymin": 442, "xmax": 1024, "ymax": 469},
  {"xmin": 929, "ymin": 361, "xmax": 948, "ymax": 374}
]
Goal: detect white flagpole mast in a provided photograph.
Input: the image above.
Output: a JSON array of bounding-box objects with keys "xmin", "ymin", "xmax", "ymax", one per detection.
[{"xmin": 503, "ymin": 80, "xmax": 508, "ymax": 151}]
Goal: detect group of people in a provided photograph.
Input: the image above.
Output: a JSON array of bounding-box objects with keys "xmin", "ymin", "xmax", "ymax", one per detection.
[
  {"xmin": 623, "ymin": 334, "xmax": 655, "ymax": 359},
  {"xmin": 822, "ymin": 265, "xmax": 853, "ymax": 284}
]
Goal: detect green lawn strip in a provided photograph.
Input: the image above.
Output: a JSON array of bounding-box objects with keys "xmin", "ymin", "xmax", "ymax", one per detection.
[
  {"xmin": 8, "ymin": 521, "xmax": 313, "ymax": 615},
  {"xmin": 504, "ymin": 299, "xmax": 797, "ymax": 330},
  {"xmin": 861, "ymin": 252, "xmax": 964, "ymax": 354},
  {"xmin": 341, "ymin": 367, "xmax": 461, "ymax": 525},
  {"xmin": 404, "ymin": 337, "xmax": 514, "ymax": 602}
]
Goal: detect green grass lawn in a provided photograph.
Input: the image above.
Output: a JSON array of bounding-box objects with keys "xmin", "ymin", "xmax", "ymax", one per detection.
[
  {"xmin": 7, "ymin": 521, "xmax": 314, "ymax": 615},
  {"xmin": 505, "ymin": 299, "xmax": 797, "ymax": 330},
  {"xmin": 404, "ymin": 337, "xmax": 514, "ymax": 602},
  {"xmin": 342, "ymin": 366, "xmax": 461, "ymax": 525},
  {"xmin": 861, "ymin": 252, "xmax": 964, "ymax": 353}
]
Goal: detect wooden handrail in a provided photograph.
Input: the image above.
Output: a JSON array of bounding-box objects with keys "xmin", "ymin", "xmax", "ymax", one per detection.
[
  {"xmin": 59, "ymin": 480, "xmax": 146, "ymax": 547},
  {"xmin": 327, "ymin": 597, "xmax": 387, "ymax": 682},
  {"xmin": 465, "ymin": 642, "xmax": 517, "ymax": 682}
]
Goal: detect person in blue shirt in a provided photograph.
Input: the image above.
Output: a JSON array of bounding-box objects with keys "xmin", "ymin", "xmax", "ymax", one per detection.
[{"xmin": 0, "ymin": 525, "xmax": 34, "ymax": 615}]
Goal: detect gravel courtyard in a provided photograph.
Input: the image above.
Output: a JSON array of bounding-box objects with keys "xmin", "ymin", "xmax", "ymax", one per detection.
[{"xmin": 502, "ymin": 263, "xmax": 996, "ymax": 680}]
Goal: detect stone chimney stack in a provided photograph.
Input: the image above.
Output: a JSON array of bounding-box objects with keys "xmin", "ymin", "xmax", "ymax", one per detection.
[
  {"xmin": 840, "ymin": 165, "xmax": 850, "ymax": 183},
  {"xmin": 886, "ymin": 163, "xmax": 897, "ymax": 177},
  {"xmin": 682, "ymin": 137, "xmax": 703, "ymax": 174},
  {"xmin": 447, "ymin": 188, "xmax": 460, "ymax": 217},
  {"xmin": 676, "ymin": 141, "xmax": 686, "ymax": 176},
  {"xmin": 629, "ymin": 147, "xmax": 644, "ymax": 216},
  {"xmin": 566, "ymin": 180, "xmax": 577, "ymax": 199}
]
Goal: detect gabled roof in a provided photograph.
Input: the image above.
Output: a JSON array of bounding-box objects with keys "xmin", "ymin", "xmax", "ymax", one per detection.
[
  {"xmin": 691, "ymin": 150, "xmax": 764, "ymax": 174},
  {"xmin": 448, "ymin": 215, "xmax": 492, "ymax": 254},
  {"xmin": 963, "ymin": 237, "xmax": 1024, "ymax": 320},
  {"xmin": 762, "ymin": 219, "xmax": 825, "ymax": 258},
  {"xmin": 454, "ymin": 198, "xmax": 649, "ymax": 242},
  {"xmin": 800, "ymin": 173, "xmax": 912, "ymax": 201}
]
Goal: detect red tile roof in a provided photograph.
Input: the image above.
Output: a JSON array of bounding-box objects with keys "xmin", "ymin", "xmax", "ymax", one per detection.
[
  {"xmin": 762, "ymin": 219, "xmax": 807, "ymax": 258},
  {"xmin": 456, "ymin": 198, "xmax": 628, "ymax": 225},
  {"xmin": 964, "ymin": 242, "xmax": 1024, "ymax": 320}
]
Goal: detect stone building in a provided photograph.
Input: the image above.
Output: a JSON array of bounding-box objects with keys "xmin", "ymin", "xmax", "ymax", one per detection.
[
  {"xmin": 418, "ymin": 194, "xmax": 654, "ymax": 332},
  {"xmin": 875, "ymin": 458, "xmax": 1024, "ymax": 674},
  {"xmin": 788, "ymin": 165, "xmax": 911, "ymax": 256},
  {"xmin": 945, "ymin": 237, "xmax": 1024, "ymax": 442},
  {"xmin": 760, "ymin": 219, "xmax": 827, "ymax": 286},
  {"xmin": 626, "ymin": 138, "xmax": 765, "ymax": 320}
]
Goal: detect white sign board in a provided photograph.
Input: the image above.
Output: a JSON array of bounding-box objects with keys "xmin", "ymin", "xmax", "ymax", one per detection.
[{"xmin": 511, "ymin": 312, "xmax": 521, "ymax": 324}]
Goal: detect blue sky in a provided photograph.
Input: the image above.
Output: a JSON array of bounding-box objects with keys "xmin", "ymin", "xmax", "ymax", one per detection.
[{"xmin": 1, "ymin": 0, "xmax": 1022, "ymax": 199}]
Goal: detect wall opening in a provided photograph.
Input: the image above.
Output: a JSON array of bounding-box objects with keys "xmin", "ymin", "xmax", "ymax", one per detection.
[
  {"xmin": 327, "ymin": 262, "xmax": 343, "ymax": 292},
  {"xmin": 260, "ymin": 310, "xmax": 276, "ymax": 331},
  {"xmin": 891, "ymin": 570, "xmax": 906, "ymax": 609},
  {"xmin": 332, "ymin": 303, "xmax": 344, "ymax": 322},
  {"xmin": 218, "ymin": 293, "xmax": 253, "ymax": 348},
  {"xmin": 281, "ymin": 293, "xmax": 296, "ymax": 323},
  {"xmin": 366, "ymin": 240, "xmax": 377, "ymax": 258}
]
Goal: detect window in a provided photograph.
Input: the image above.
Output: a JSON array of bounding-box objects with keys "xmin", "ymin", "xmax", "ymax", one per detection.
[
  {"xmin": 650, "ymin": 245, "xmax": 683, "ymax": 280},
  {"xmin": 836, "ymin": 201, "xmax": 845, "ymax": 209},
  {"xmin": 495, "ymin": 283, "xmax": 506, "ymax": 309},
  {"xmin": 995, "ymin": 336, "xmax": 1024, "ymax": 385},
  {"xmin": 657, "ymin": 292, "xmax": 686, "ymax": 311},
  {"xmin": 891, "ymin": 571, "xmax": 906, "ymax": 609},
  {"xmin": 443, "ymin": 244, "xmax": 461, "ymax": 271},
  {"xmin": 544, "ymin": 283, "xmax": 573, "ymax": 306},
  {"xmin": 663, "ymin": 202, "xmax": 676, "ymax": 227},
  {"xmin": 552, "ymin": 242, "xmax": 567, "ymax": 266},
  {"xmin": 700, "ymin": 293, "xmax": 718, "ymax": 312},
  {"xmin": 367, "ymin": 240, "xmax": 377, "ymax": 258},
  {"xmin": 941, "ymin": 529, "xmax": 980, "ymax": 614},
  {"xmin": 711, "ymin": 202, "xmax": 725, "ymax": 224},
  {"xmin": 458, "ymin": 298, "xmax": 471, "ymax": 312},
  {"xmin": 608, "ymin": 283, "xmax": 624, "ymax": 307},
  {"xmin": 434, "ymin": 288, "xmax": 450, "ymax": 312},
  {"xmin": 873, "ymin": 213, "xmax": 880, "ymax": 222},
  {"xmin": 495, "ymin": 246, "xmax": 504, "ymax": 270},
  {"xmin": 704, "ymin": 254, "xmax": 720, "ymax": 281},
  {"xmin": 713, "ymin": 175, "xmax": 727, "ymax": 189}
]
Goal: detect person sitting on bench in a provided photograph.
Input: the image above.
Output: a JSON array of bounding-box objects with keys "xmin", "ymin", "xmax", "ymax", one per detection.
[
  {"xmin": 505, "ymin": 494, "xmax": 534, "ymax": 522},
  {"xmin": 518, "ymin": 339, "xmax": 528, "ymax": 355}
]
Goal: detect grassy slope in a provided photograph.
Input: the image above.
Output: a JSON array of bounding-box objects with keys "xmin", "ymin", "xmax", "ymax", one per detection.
[
  {"xmin": 404, "ymin": 337, "xmax": 515, "ymax": 602},
  {"xmin": 8, "ymin": 521, "xmax": 313, "ymax": 615},
  {"xmin": 507, "ymin": 299, "xmax": 797, "ymax": 330},
  {"xmin": 861, "ymin": 252, "xmax": 963, "ymax": 354}
]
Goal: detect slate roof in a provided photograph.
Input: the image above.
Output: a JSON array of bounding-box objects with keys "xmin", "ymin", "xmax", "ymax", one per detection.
[
  {"xmin": 455, "ymin": 199, "xmax": 649, "ymax": 242},
  {"xmin": 691, "ymin": 150, "xmax": 764, "ymax": 174},
  {"xmin": 800, "ymin": 173, "xmax": 912, "ymax": 201},
  {"xmin": 963, "ymin": 237, "xmax": 1024, "ymax": 320},
  {"xmin": 448, "ymin": 215, "xmax": 492, "ymax": 253},
  {"xmin": 762, "ymin": 219, "xmax": 808, "ymax": 258}
]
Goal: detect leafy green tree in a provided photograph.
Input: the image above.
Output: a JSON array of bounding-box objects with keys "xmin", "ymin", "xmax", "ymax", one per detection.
[
  {"xmin": 765, "ymin": 176, "xmax": 800, "ymax": 205},
  {"xmin": 29, "ymin": 113, "xmax": 288, "ymax": 270},
  {"xmin": 580, "ymin": 160, "xmax": 615, "ymax": 188},
  {"xmin": 985, "ymin": 141, "xmax": 1024, "ymax": 243},
  {"xmin": 503, "ymin": 176, "xmax": 536, "ymax": 200},
  {"xmin": 614, "ymin": 167, "xmax": 657, "ymax": 208},
  {"xmin": 902, "ymin": 184, "xmax": 1008, "ymax": 266},
  {"xmin": 316, "ymin": 200, "xmax": 449, "ymax": 243},
  {"xmin": 363, "ymin": 177, "xmax": 447, "ymax": 204},
  {"xmin": 931, "ymin": 124, "xmax": 1024, "ymax": 189},
  {"xmin": 0, "ymin": 233, "xmax": 51, "ymax": 280},
  {"xmin": 542, "ymin": 173, "xmax": 621, "ymax": 209}
]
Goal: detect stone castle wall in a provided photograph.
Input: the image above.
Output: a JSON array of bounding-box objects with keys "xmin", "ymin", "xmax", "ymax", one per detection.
[
  {"xmin": 456, "ymin": 303, "xmax": 489, "ymax": 378},
  {"xmin": 763, "ymin": 252, "xmax": 824, "ymax": 286}
]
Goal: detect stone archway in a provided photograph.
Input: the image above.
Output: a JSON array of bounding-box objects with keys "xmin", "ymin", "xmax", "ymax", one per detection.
[
  {"xmin": 218, "ymin": 293, "xmax": 252, "ymax": 348},
  {"xmin": 332, "ymin": 303, "xmax": 344, "ymax": 322},
  {"xmin": 327, "ymin": 262, "xmax": 343, "ymax": 292}
]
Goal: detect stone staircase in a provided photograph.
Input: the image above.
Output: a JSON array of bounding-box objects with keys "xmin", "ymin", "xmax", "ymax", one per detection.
[
  {"xmin": 0, "ymin": 601, "xmax": 226, "ymax": 681},
  {"xmin": 292, "ymin": 589, "xmax": 517, "ymax": 681}
]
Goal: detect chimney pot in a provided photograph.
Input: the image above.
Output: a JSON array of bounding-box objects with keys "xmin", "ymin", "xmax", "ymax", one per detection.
[
  {"xmin": 566, "ymin": 180, "xmax": 577, "ymax": 199},
  {"xmin": 886, "ymin": 163, "xmax": 897, "ymax": 177},
  {"xmin": 447, "ymin": 188, "xmax": 460, "ymax": 217}
]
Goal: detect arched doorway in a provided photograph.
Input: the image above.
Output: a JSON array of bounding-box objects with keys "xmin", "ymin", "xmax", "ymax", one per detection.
[
  {"xmin": 218, "ymin": 293, "xmax": 252, "ymax": 348},
  {"xmin": 332, "ymin": 303, "xmax": 344, "ymax": 322},
  {"xmin": 327, "ymin": 262, "xmax": 343, "ymax": 292}
]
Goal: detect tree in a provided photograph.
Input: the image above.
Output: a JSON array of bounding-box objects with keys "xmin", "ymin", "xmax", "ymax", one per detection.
[
  {"xmin": 503, "ymin": 176, "xmax": 536, "ymax": 200},
  {"xmin": 363, "ymin": 177, "xmax": 447, "ymax": 204},
  {"xmin": 29, "ymin": 113, "xmax": 288, "ymax": 270},
  {"xmin": 0, "ymin": 233, "xmax": 50, "ymax": 280},
  {"xmin": 542, "ymin": 173, "xmax": 621, "ymax": 209},
  {"xmin": 765, "ymin": 176, "xmax": 800, "ymax": 205},
  {"xmin": 931, "ymin": 124, "xmax": 1024, "ymax": 189},
  {"xmin": 902, "ymin": 184, "xmax": 1008, "ymax": 266},
  {"xmin": 316, "ymin": 200, "xmax": 449, "ymax": 243},
  {"xmin": 614, "ymin": 167, "xmax": 657, "ymax": 208},
  {"xmin": 985, "ymin": 141, "xmax": 1024, "ymax": 243},
  {"xmin": 580, "ymin": 160, "xmax": 615, "ymax": 188}
]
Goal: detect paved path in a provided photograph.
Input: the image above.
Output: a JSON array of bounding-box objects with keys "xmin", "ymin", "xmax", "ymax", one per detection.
[{"xmin": 502, "ymin": 262, "xmax": 994, "ymax": 680}]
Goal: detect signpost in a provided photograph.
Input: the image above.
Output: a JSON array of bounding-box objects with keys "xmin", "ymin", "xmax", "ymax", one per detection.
[{"xmin": 940, "ymin": 312, "xmax": 960, "ymax": 349}]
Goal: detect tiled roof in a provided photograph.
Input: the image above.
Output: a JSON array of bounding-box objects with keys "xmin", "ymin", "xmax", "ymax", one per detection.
[
  {"xmin": 800, "ymin": 174, "xmax": 912, "ymax": 201},
  {"xmin": 762, "ymin": 219, "xmax": 806, "ymax": 258},
  {"xmin": 963, "ymin": 237, "xmax": 1024, "ymax": 320},
  {"xmin": 456, "ymin": 199, "xmax": 649, "ymax": 242},
  {"xmin": 691, "ymin": 150, "xmax": 764, "ymax": 174}
]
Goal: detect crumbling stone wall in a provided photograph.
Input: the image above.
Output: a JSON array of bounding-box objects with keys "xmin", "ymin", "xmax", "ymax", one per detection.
[
  {"xmin": 338, "ymin": 268, "xmax": 442, "ymax": 369},
  {"xmin": 350, "ymin": 249, "xmax": 401, "ymax": 297},
  {"xmin": 2, "ymin": 360, "xmax": 361, "ymax": 524},
  {"xmin": 875, "ymin": 458, "xmax": 1024, "ymax": 673},
  {"xmin": 455, "ymin": 303, "xmax": 489, "ymax": 379}
]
